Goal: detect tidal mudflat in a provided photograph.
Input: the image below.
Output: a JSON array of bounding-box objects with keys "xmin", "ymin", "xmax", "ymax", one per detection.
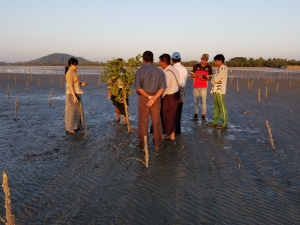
[{"xmin": 0, "ymin": 69, "xmax": 299, "ymax": 224}]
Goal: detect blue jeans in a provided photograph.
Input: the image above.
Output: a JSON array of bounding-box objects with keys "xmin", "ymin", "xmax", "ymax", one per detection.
[{"xmin": 193, "ymin": 88, "xmax": 207, "ymax": 115}]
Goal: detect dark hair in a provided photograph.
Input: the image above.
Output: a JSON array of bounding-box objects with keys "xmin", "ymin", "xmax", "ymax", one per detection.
[
  {"xmin": 159, "ymin": 53, "xmax": 171, "ymax": 65},
  {"xmin": 65, "ymin": 57, "xmax": 78, "ymax": 74},
  {"xmin": 214, "ymin": 54, "xmax": 225, "ymax": 63},
  {"xmin": 143, "ymin": 51, "xmax": 154, "ymax": 62},
  {"xmin": 172, "ymin": 58, "xmax": 181, "ymax": 63}
]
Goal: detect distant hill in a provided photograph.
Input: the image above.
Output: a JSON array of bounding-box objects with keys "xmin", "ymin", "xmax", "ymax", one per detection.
[{"xmin": 28, "ymin": 53, "xmax": 91, "ymax": 63}]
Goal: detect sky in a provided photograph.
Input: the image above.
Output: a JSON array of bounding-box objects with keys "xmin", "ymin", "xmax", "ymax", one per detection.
[{"xmin": 0, "ymin": 0, "xmax": 299, "ymax": 63}]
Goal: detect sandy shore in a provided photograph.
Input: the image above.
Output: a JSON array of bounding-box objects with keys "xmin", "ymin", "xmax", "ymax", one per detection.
[{"xmin": 0, "ymin": 70, "xmax": 299, "ymax": 224}]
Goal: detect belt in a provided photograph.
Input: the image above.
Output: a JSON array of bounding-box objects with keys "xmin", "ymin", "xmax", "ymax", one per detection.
[{"xmin": 147, "ymin": 93, "xmax": 156, "ymax": 96}]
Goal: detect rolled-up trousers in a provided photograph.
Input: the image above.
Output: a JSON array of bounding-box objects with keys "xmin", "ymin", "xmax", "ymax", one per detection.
[{"xmin": 138, "ymin": 95, "xmax": 163, "ymax": 148}]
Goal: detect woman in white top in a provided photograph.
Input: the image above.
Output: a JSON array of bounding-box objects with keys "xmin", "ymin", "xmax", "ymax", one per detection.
[{"xmin": 65, "ymin": 58, "xmax": 87, "ymax": 133}]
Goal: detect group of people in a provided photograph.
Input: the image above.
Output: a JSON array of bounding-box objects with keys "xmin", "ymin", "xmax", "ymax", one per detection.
[{"xmin": 64, "ymin": 51, "xmax": 229, "ymax": 151}]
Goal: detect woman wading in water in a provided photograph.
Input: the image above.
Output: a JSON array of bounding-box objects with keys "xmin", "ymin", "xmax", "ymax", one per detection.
[{"xmin": 65, "ymin": 58, "xmax": 87, "ymax": 133}]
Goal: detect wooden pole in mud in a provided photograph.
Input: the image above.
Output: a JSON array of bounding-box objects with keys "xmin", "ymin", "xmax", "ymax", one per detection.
[
  {"xmin": 247, "ymin": 79, "xmax": 250, "ymax": 90},
  {"xmin": 258, "ymin": 89, "xmax": 260, "ymax": 103},
  {"xmin": 84, "ymin": 121, "xmax": 88, "ymax": 140},
  {"xmin": 276, "ymin": 83, "xmax": 279, "ymax": 92},
  {"xmin": 51, "ymin": 77, "xmax": 54, "ymax": 84},
  {"xmin": 265, "ymin": 87, "xmax": 268, "ymax": 98},
  {"xmin": 144, "ymin": 136, "xmax": 149, "ymax": 168},
  {"xmin": 290, "ymin": 79, "xmax": 292, "ymax": 87},
  {"xmin": 236, "ymin": 80, "xmax": 239, "ymax": 92},
  {"xmin": 6, "ymin": 85, "xmax": 10, "ymax": 98},
  {"xmin": 49, "ymin": 88, "xmax": 53, "ymax": 106},
  {"xmin": 1, "ymin": 171, "xmax": 16, "ymax": 225},
  {"xmin": 26, "ymin": 81, "xmax": 28, "ymax": 89},
  {"xmin": 98, "ymin": 77, "xmax": 101, "ymax": 86},
  {"xmin": 266, "ymin": 120, "xmax": 275, "ymax": 150},
  {"xmin": 14, "ymin": 99, "xmax": 18, "ymax": 121}
]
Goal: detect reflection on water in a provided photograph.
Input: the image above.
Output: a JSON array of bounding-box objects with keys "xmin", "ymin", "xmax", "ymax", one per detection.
[{"xmin": 0, "ymin": 66, "xmax": 104, "ymax": 75}]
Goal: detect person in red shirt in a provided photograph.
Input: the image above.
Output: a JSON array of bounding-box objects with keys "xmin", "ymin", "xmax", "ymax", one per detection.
[{"xmin": 190, "ymin": 54, "xmax": 212, "ymax": 121}]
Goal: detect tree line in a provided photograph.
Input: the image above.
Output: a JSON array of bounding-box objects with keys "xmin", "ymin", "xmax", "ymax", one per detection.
[{"xmin": 1, "ymin": 57, "xmax": 299, "ymax": 68}]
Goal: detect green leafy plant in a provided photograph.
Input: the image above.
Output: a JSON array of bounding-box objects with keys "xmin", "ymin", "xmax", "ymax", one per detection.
[{"xmin": 101, "ymin": 54, "xmax": 142, "ymax": 132}]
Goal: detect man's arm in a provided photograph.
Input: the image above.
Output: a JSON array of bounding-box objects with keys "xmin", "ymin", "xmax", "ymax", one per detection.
[
  {"xmin": 190, "ymin": 64, "xmax": 199, "ymax": 78},
  {"xmin": 146, "ymin": 88, "xmax": 164, "ymax": 107},
  {"xmin": 213, "ymin": 67, "xmax": 227, "ymax": 83}
]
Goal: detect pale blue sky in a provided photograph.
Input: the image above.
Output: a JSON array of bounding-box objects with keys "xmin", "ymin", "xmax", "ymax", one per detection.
[{"xmin": 0, "ymin": 0, "xmax": 299, "ymax": 62}]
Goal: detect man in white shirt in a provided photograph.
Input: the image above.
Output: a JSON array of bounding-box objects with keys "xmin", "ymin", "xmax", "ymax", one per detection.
[
  {"xmin": 171, "ymin": 52, "xmax": 188, "ymax": 135},
  {"xmin": 159, "ymin": 53, "xmax": 180, "ymax": 140},
  {"xmin": 207, "ymin": 54, "xmax": 228, "ymax": 129}
]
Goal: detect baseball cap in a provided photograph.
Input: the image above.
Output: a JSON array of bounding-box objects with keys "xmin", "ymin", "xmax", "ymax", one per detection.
[
  {"xmin": 201, "ymin": 54, "xmax": 209, "ymax": 60},
  {"xmin": 172, "ymin": 52, "xmax": 181, "ymax": 59}
]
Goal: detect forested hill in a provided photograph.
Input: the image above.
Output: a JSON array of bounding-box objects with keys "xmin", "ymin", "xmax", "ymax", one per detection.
[{"xmin": 28, "ymin": 53, "xmax": 90, "ymax": 63}]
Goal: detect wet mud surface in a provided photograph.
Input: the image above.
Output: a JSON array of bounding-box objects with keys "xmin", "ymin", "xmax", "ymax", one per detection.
[{"xmin": 0, "ymin": 71, "xmax": 300, "ymax": 224}]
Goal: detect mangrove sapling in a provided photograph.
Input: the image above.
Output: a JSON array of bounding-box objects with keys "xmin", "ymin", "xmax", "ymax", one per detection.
[{"xmin": 101, "ymin": 54, "xmax": 142, "ymax": 133}]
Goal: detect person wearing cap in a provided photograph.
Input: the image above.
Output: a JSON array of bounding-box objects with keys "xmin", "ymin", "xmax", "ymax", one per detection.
[
  {"xmin": 171, "ymin": 52, "xmax": 188, "ymax": 135},
  {"xmin": 190, "ymin": 54, "xmax": 213, "ymax": 121},
  {"xmin": 134, "ymin": 51, "xmax": 166, "ymax": 151}
]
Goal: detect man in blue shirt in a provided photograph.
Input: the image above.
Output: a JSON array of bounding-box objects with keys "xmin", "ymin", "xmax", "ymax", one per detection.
[{"xmin": 134, "ymin": 51, "xmax": 166, "ymax": 150}]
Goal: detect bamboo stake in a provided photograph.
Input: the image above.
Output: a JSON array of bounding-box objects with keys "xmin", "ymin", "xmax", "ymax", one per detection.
[
  {"xmin": 98, "ymin": 77, "xmax": 101, "ymax": 86},
  {"xmin": 51, "ymin": 77, "xmax": 54, "ymax": 84},
  {"xmin": 60, "ymin": 78, "xmax": 62, "ymax": 89},
  {"xmin": 247, "ymin": 79, "xmax": 250, "ymax": 90},
  {"xmin": 26, "ymin": 81, "xmax": 28, "ymax": 89},
  {"xmin": 1, "ymin": 171, "xmax": 16, "ymax": 225},
  {"xmin": 49, "ymin": 88, "xmax": 53, "ymax": 106},
  {"xmin": 236, "ymin": 80, "xmax": 239, "ymax": 92},
  {"xmin": 290, "ymin": 79, "xmax": 292, "ymax": 87},
  {"xmin": 123, "ymin": 91, "xmax": 131, "ymax": 133},
  {"xmin": 6, "ymin": 85, "xmax": 10, "ymax": 98},
  {"xmin": 258, "ymin": 89, "xmax": 260, "ymax": 103},
  {"xmin": 144, "ymin": 136, "xmax": 149, "ymax": 168},
  {"xmin": 266, "ymin": 120, "xmax": 275, "ymax": 150},
  {"xmin": 14, "ymin": 76, "xmax": 16, "ymax": 85},
  {"xmin": 84, "ymin": 121, "xmax": 88, "ymax": 140},
  {"xmin": 276, "ymin": 83, "xmax": 279, "ymax": 92},
  {"xmin": 265, "ymin": 87, "xmax": 268, "ymax": 98},
  {"xmin": 14, "ymin": 99, "xmax": 18, "ymax": 121}
]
